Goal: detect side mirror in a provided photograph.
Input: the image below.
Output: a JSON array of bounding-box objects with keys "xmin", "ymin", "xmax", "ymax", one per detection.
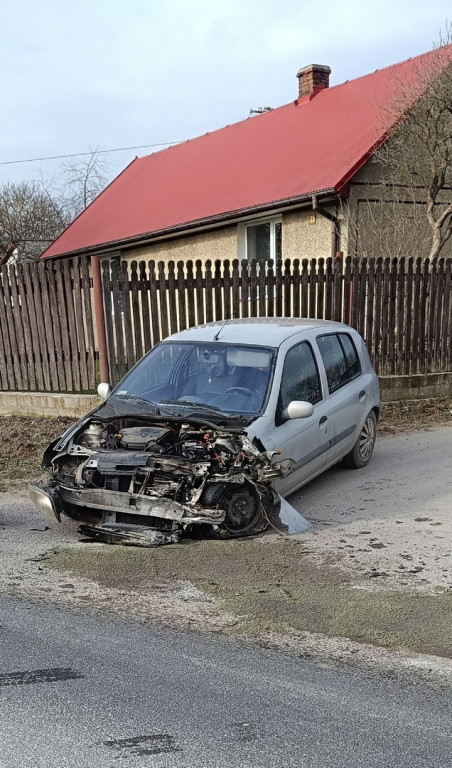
[
  {"xmin": 284, "ymin": 400, "xmax": 314, "ymax": 420},
  {"xmin": 97, "ymin": 382, "xmax": 111, "ymax": 401}
]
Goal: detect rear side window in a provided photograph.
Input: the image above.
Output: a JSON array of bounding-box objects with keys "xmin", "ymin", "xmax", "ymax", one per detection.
[
  {"xmin": 316, "ymin": 333, "xmax": 361, "ymax": 393},
  {"xmin": 279, "ymin": 341, "xmax": 322, "ymax": 413}
]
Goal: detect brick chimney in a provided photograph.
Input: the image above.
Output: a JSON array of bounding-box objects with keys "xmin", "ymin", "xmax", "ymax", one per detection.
[{"xmin": 297, "ymin": 64, "xmax": 331, "ymax": 99}]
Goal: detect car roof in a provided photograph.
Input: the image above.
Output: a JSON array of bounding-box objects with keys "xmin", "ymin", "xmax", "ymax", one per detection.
[{"xmin": 166, "ymin": 318, "xmax": 350, "ymax": 347}]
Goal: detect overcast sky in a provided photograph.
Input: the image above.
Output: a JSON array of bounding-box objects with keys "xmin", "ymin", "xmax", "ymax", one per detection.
[{"xmin": 1, "ymin": 0, "xmax": 450, "ymax": 188}]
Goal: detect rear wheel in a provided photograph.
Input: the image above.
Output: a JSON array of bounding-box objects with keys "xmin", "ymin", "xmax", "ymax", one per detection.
[{"xmin": 341, "ymin": 411, "xmax": 377, "ymax": 469}]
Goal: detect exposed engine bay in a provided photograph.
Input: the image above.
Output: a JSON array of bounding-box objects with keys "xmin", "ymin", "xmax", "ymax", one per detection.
[{"xmin": 29, "ymin": 416, "xmax": 295, "ymax": 546}]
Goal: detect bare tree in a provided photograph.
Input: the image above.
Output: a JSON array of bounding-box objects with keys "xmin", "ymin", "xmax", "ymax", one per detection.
[
  {"xmin": 344, "ymin": 31, "xmax": 452, "ymax": 261},
  {"xmin": 0, "ymin": 182, "xmax": 66, "ymax": 265},
  {"xmin": 58, "ymin": 147, "xmax": 111, "ymax": 221},
  {"xmin": 368, "ymin": 34, "xmax": 451, "ymax": 259},
  {"xmin": 0, "ymin": 149, "xmax": 111, "ymax": 266},
  {"xmin": 342, "ymin": 183, "xmax": 434, "ymax": 261}
]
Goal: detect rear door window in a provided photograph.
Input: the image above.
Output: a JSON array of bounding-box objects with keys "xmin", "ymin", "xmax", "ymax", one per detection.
[{"xmin": 316, "ymin": 333, "xmax": 361, "ymax": 393}]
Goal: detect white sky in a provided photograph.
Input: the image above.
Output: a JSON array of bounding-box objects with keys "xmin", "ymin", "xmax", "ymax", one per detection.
[{"xmin": 1, "ymin": 0, "xmax": 450, "ymax": 187}]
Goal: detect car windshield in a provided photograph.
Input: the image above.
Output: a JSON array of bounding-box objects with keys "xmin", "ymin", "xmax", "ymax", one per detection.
[{"xmin": 110, "ymin": 341, "xmax": 275, "ymax": 417}]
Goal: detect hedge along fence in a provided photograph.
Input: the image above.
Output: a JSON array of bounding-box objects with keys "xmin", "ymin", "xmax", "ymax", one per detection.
[
  {"xmin": 0, "ymin": 254, "xmax": 450, "ymax": 392},
  {"xmin": 103, "ymin": 255, "xmax": 451, "ymax": 387}
]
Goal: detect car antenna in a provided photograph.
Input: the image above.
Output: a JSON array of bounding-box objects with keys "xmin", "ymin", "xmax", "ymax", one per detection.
[
  {"xmin": 212, "ymin": 263, "xmax": 262, "ymax": 341},
  {"xmin": 213, "ymin": 316, "xmax": 230, "ymax": 341}
]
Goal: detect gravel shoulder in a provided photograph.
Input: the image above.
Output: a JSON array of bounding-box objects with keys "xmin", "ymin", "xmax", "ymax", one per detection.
[{"xmin": 0, "ymin": 401, "xmax": 451, "ymax": 683}]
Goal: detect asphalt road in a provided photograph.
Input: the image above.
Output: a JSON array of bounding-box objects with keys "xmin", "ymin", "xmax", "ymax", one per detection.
[
  {"xmin": 1, "ymin": 593, "xmax": 452, "ymax": 768},
  {"xmin": 289, "ymin": 425, "xmax": 452, "ymax": 525}
]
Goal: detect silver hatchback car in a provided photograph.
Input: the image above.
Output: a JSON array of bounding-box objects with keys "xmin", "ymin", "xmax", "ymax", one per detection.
[{"xmin": 29, "ymin": 318, "xmax": 380, "ymax": 544}]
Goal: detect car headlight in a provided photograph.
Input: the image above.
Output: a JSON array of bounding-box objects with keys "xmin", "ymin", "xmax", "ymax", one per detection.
[{"xmin": 28, "ymin": 483, "xmax": 62, "ymax": 522}]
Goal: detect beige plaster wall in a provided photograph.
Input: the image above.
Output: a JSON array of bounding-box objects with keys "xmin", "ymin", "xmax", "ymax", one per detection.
[
  {"xmin": 119, "ymin": 207, "xmax": 337, "ymax": 266},
  {"xmin": 344, "ymin": 154, "xmax": 452, "ymax": 260},
  {"xmin": 283, "ymin": 209, "xmax": 335, "ymax": 260},
  {"xmin": 121, "ymin": 226, "xmax": 237, "ymax": 265}
]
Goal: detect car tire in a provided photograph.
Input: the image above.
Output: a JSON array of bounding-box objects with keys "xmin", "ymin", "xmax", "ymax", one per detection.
[
  {"xmin": 341, "ymin": 410, "xmax": 377, "ymax": 469},
  {"xmin": 200, "ymin": 482, "xmax": 268, "ymax": 536}
]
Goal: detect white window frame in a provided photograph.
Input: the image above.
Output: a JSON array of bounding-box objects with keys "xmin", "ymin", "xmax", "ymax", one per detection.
[{"xmin": 237, "ymin": 216, "xmax": 282, "ymax": 261}]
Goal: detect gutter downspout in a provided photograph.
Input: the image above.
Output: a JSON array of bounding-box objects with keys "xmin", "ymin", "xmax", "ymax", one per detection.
[
  {"xmin": 311, "ymin": 195, "xmax": 341, "ymax": 259},
  {"xmin": 91, "ymin": 254, "xmax": 109, "ymax": 385}
]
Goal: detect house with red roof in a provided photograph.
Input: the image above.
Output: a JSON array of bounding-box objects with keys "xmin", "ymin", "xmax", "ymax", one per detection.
[{"xmin": 41, "ymin": 46, "xmax": 452, "ymax": 266}]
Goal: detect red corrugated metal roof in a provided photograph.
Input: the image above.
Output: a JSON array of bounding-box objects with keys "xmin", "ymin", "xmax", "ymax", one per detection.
[{"xmin": 42, "ymin": 46, "xmax": 452, "ymax": 259}]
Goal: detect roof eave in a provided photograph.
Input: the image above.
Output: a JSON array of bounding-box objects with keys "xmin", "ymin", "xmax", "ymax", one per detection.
[
  {"xmin": 41, "ymin": 188, "xmax": 339, "ymax": 260},
  {"xmin": 335, "ymin": 135, "xmax": 389, "ymax": 193}
]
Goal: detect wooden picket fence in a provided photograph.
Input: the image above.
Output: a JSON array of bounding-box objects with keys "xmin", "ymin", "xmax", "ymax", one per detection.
[
  {"xmin": 103, "ymin": 256, "xmax": 451, "ymax": 386},
  {"xmin": 0, "ymin": 254, "xmax": 450, "ymax": 391},
  {"xmin": 0, "ymin": 257, "xmax": 96, "ymax": 392}
]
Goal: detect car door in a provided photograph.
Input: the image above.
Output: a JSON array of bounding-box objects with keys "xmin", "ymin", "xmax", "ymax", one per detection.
[
  {"xmin": 261, "ymin": 340, "xmax": 332, "ymax": 496},
  {"xmin": 315, "ymin": 332, "xmax": 365, "ymax": 467}
]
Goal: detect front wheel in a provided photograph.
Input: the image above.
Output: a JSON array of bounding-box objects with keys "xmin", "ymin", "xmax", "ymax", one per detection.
[
  {"xmin": 200, "ymin": 482, "xmax": 268, "ymax": 536},
  {"xmin": 341, "ymin": 411, "xmax": 377, "ymax": 469}
]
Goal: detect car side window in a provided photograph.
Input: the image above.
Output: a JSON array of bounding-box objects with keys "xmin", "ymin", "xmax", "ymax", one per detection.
[
  {"xmin": 339, "ymin": 333, "xmax": 361, "ymax": 378},
  {"xmin": 279, "ymin": 342, "xmax": 322, "ymax": 415},
  {"xmin": 316, "ymin": 333, "xmax": 362, "ymax": 393}
]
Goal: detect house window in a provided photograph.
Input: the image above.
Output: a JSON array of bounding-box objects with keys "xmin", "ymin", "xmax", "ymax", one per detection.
[{"xmin": 245, "ymin": 219, "xmax": 282, "ymax": 261}]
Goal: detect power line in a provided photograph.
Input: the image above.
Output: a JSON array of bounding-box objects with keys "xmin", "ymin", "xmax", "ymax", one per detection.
[{"xmin": 0, "ymin": 140, "xmax": 184, "ymax": 167}]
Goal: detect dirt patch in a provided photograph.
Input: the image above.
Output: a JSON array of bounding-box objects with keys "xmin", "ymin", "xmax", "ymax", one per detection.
[
  {"xmin": 378, "ymin": 395, "xmax": 452, "ymax": 434},
  {"xmin": 0, "ymin": 416, "xmax": 73, "ymax": 491},
  {"xmin": 46, "ymin": 534, "xmax": 452, "ymax": 660}
]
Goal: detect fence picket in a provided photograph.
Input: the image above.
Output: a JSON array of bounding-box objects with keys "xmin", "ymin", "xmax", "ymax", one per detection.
[
  {"xmin": 71, "ymin": 257, "xmax": 89, "ymax": 390},
  {"xmin": 195, "ymin": 260, "xmax": 205, "ymax": 325},
  {"xmin": 120, "ymin": 260, "xmax": 135, "ymax": 371},
  {"xmin": 158, "ymin": 261, "xmax": 170, "ymax": 340},
  {"xmin": 1, "ymin": 266, "xmax": 23, "ymax": 389},
  {"xmin": 366, "ymin": 258, "xmax": 375, "ymax": 361},
  {"xmin": 441, "ymin": 259, "xmax": 451, "ymax": 371},
  {"xmin": 9, "ymin": 265, "xmax": 29, "ymax": 388},
  {"xmin": 145, "ymin": 261, "xmax": 157, "ymax": 349},
  {"xmin": 186, "ymin": 260, "xmax": 196, "ymax": 329},
  {"xmin": 373, "ymin": 258, "xmax": 383, "ymax": 373},
  {"xmin": 405, "ymin": 258, "xmax": 413, "ymax": 375},
  {"xmin": 130, "ymin": 261, "xmax": 143, "ymax": 362},
  {"xmin": 308, "ymin": 259, "xmax": 317, "ymax": 318},
  {"xmin": 176, "ymin": 261, "xmax": 186, "ymax": 332},
  {"xmin": 101, "ymin": 259, "xmax": 117, "ymax": 385},
  {"xmin": 241, "ymin": 260, "xmax": 250, "ymax": 318},
  {"xmin": 80, "ymin": 257, "xmax": 96, "ymax": 389},
  {"xmin": 205, "ymin": 261, "xmax": 213, "ymax": 322},
  {"xmin": 0, "ymin": 271, "xmax": 15, "ymax": 388}
]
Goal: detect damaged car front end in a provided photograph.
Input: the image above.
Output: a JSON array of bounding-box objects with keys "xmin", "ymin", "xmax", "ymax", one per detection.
[
  {"xmin": 29, "ymin": 408, "xmax": 293, "ymax": 546},
  {"xmin": 29, "ymin": 330, "xmax": 330, "ymax": 544}
]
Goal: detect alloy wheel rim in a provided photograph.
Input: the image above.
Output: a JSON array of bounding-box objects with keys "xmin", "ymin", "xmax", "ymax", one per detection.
[{"xmin": 359, "ymin": 416, "xmax": 375, "ymax": 461}]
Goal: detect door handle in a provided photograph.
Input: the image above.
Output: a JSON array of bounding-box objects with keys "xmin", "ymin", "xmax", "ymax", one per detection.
[
  {"xmin": 359, "ymin": 389, "xmax": 366, "ymax": 401},
  {"xmin": 319, "ymin": 415, "xmax": 328, "ymax": 426}
]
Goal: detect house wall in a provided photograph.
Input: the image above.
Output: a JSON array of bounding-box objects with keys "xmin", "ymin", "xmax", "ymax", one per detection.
[
  {"xmin": 282, "ymin": 209, "xmax": 334, "ymax": 260},
  {"xmin": 121, "ymin": 226, "xmax": 238, "ymax": 265},
  {"xmin": 118, "ymin": 206, "xmax": 337, "ymax": 266},
  {"xmin": 344, "ymin": 151, "xmax": 452, "ymax": 260}
]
